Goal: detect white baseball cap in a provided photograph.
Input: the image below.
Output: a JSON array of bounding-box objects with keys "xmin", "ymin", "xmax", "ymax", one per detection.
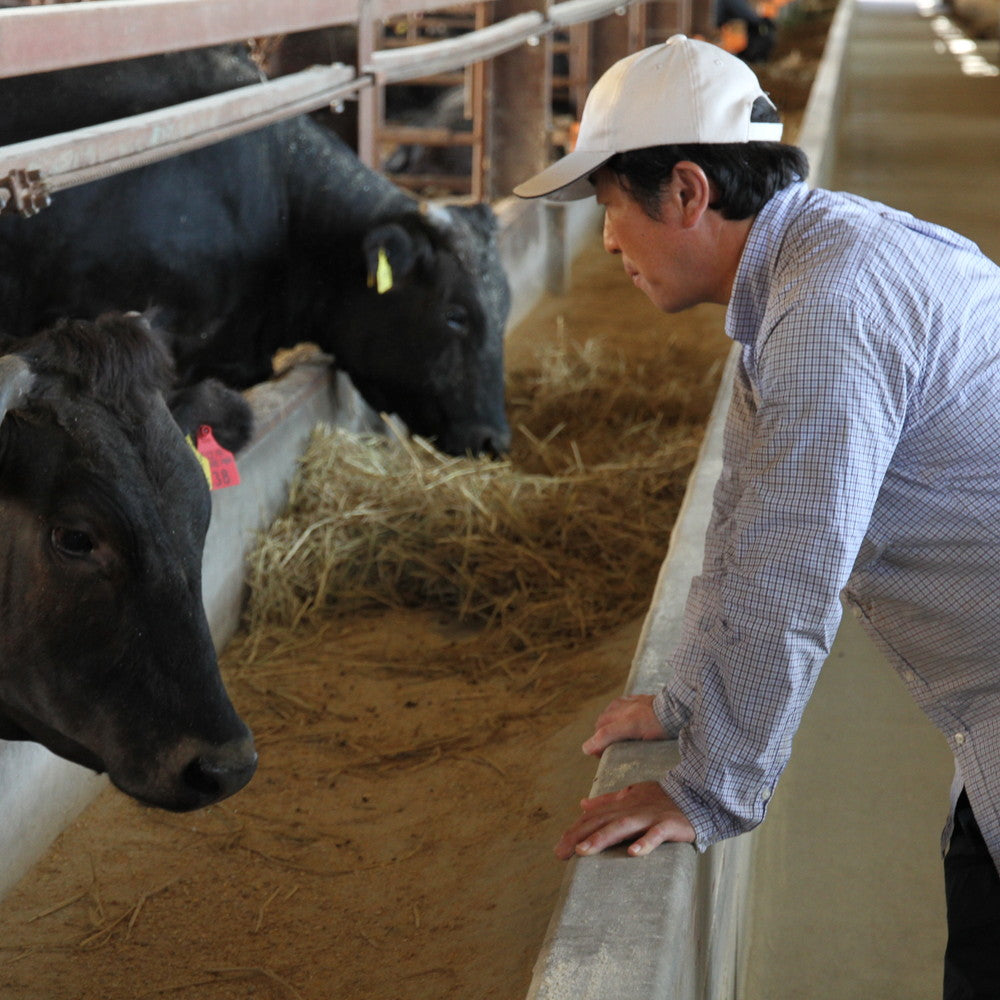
[{"xmin": 514, "ymin": 35, "xmax": 783, "ymax": 201}]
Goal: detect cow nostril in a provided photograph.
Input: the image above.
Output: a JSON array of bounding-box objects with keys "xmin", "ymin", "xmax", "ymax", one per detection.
[
  {"xmin": 482, "ymin": 429, "xmax": 511, "ymax": 458},
  {"xmin": 461, "ymin": 424, "xmax": 510, "ymax": 458},
  {"xmin": 182, "ymin": 741, "xmax": 258, "ymax": 801}
]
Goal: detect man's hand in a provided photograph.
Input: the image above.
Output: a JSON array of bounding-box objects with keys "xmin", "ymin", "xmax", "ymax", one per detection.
[
  {"xmin": 553, "ymin": 694, "xmax": 693, "ymax": 859},
  {"xmin": 555, "ymin": 781, "xmax": 696, "ymax": 859},
  {"xmin": 582, "ymin": 693, "xmax": 667, "ymax": 756}
]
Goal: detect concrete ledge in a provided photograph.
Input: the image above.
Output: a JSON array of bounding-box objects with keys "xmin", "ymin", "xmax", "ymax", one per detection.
[
  {"xmin": 527, "ymin": 355, "xmax": 747, "ymax": 1000},
  {"xmin": 495, "ymin": 194, "xmax": 602, "ymax": 331},
  {"xmin": 797, "ymin": 0, "xmax": 856, "ymax": 187},
  {"xmin": 202, "ymin": 365, "xmax": 378, "ymax": 649}
]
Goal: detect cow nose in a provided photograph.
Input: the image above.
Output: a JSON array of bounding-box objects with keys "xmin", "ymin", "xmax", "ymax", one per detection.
[
  {"xmin": 181, "ymin": 737, "xmax": 258, "ymax": 803},
  {"xmin": 452, "ymin": 423, "xmax": 510, "ymax": 458},
  {"xmin": 482, "ymin": 426, "xmax": 511, "ymax": 458}
]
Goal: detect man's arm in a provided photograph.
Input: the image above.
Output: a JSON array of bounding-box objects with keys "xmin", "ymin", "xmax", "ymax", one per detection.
[{"xmin": 557, "ymin": 293, "xmax": 915, "ymax": 858}]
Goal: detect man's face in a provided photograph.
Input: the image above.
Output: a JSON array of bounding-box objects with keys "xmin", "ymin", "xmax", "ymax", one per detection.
[{"xmin": 594, "ymin": 168, "xmax": 719, "ymax": 314}]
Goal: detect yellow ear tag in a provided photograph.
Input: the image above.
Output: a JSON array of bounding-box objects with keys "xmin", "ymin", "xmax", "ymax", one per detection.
[
  {"xmin": 375, "ymin": 246, "xmax": 393, "ymax": 294},
  {"xmin": 186, "ymin": 433, "xmax": 213, "ymax": 488}
]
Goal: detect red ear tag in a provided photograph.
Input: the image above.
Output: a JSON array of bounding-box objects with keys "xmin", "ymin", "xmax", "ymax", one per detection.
[{"xmin": 196, "ymin": 425, "xmax": 240, "ymax": 490}]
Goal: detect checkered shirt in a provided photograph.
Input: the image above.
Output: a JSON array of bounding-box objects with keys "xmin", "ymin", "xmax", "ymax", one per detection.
[{"xmin": 652, "ymin": 181, "xmax": 1000, "ymax": 864}]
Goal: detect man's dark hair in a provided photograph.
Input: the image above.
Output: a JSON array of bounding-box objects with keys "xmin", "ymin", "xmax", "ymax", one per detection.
[{"xmin": 603, "ymin": 97, "xmax": 809, "ymax": 220}]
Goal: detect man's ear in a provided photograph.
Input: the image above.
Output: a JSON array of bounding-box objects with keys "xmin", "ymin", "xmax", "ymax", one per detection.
[{"xmin": 670, "ymin": 161, "xmax": 713, "ymax": 227}]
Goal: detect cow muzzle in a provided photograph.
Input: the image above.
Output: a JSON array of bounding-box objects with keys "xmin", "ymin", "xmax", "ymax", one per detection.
[
  {"xmin": 180, "ymin": 735, "xmax": 259, "ymax": 808},
  {"xmin": 439, "ymin": 421, "xmax": 511, "ymax": 458},
  {"xmin": 113, "ymin": 732, "xmax": 258, "ymax": 812}
]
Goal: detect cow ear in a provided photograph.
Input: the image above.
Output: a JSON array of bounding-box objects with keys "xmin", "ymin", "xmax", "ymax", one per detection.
[
  {"xmin": 0, "ymin": 355, "xmax": 35, "ymax": 424},
  {"xmin": 362, "ymin": 223, "xmax": 428, "ymax": 294},
  {"xmin": 167, "ymin": 379, "xmax": 254, "ymax": 454}
]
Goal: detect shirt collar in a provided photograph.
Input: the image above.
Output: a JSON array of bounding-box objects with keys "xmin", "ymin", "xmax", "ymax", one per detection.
[{"xmin": 726, "ymin": 181, "xmax": 812, "ymax": 346}]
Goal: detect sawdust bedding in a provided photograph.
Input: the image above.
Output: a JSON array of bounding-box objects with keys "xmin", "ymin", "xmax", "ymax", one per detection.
[{"xmin": 0, "ymin": 15, "xmax": 828, "ymax": 997}]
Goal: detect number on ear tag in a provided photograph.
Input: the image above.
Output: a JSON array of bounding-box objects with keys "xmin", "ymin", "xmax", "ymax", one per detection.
[{"xmin": 195, "ymin": 425, "xmax": 241, "ymax": 490}]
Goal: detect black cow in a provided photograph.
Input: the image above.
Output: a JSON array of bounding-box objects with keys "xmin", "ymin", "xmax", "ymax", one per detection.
[
  {"xmin": 0, "ymin": 45, "xmax": 512, "ymax": 457},
  {"xmin": 0, "ymin": 312, "xmax": 257, "ymax": 810}
]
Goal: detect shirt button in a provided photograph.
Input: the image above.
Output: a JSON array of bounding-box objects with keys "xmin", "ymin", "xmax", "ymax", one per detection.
[
  {"xmin": 760, "ymin": 787, "xmax": 771, "ymax": 802},
  {"xmin": 955, "ymin": 733, "xmax": 966, "ymax": 747},
  {"xmin": 901, "ymin": 670, "xmax": 915, "ymax": 683}
]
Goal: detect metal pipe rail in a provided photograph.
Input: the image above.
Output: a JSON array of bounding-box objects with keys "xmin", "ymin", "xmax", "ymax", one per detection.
[
  {"xmin": 0, "ymin": 0, "xmax": 360, "ymax": 79},
  {"xmin": 549, "ymin": 0, "xmax": 634, "ymax": 29},
  {"xmin": 0, "ymin": 0, "xmax": 646, "ymax": 211},
  {"xmin": 0, "ymin": 63, "xmax": 358, "ymax": 215},
  {"xmin": 0, "ymin": 0, "xmax": 640, "ymax": 82},
  {"xmin": 366, "ymin": 10, "xmax": 545, "ymax": 83},
  {"xmin": 365, "ymin": 0, "xmax": 640, "ymax": 81}
]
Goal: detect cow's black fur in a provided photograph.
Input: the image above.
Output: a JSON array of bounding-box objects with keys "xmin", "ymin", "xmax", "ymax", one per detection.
[
  {"xmin": 0, "ymin": 313, "xmax": 256, "ymax": 810},
  {"xmin": 0, "ymin": 46, "xmax": 511, "ymax": 456}
]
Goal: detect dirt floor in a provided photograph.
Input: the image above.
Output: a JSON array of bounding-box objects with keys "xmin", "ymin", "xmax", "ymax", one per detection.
[{"xmin": 0, "ymin": 16, "xmax": 829, "ymax": 999}]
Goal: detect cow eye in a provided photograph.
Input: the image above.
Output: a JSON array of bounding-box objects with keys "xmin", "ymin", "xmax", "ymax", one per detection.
[
  {"xmin": 444, "ymin": 305, "xmax": 469, "ymax": 336},
  {"xmin": 51, "ymin": 526, "xmax": 95, "ymax": 558}
]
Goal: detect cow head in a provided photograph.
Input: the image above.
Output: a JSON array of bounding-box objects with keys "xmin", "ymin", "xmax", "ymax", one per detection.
[
  {"xmin": 340, "ymin": 201, "xmax": 512, "ymax": 457},
  {"xmin": 0, "ymin": 313, "xmax": 256, "ymax": 810}
]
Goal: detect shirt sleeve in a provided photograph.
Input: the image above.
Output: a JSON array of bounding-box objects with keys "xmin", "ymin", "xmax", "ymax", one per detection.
[
  {"xmin": 658, "ymin": 293, "xmax": 917, "ymax": 849},
  {"xmin": 652, "ymin": 366, "xmax": 759, "ymax": 738}
]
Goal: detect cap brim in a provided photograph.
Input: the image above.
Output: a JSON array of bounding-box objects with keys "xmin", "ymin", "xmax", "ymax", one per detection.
[{"xmin": 512, "ymin": 148, "xmax": 613, "ymax": 201}]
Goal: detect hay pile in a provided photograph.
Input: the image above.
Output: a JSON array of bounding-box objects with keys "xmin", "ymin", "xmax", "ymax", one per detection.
[{"xmin": 242, "ymin": 336, "xmax": 721, "ymax": 668}]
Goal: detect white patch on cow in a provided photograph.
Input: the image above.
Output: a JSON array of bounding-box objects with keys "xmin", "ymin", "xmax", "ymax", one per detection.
[{"xmin": 419, "ymin": 201, "xmax": 455, "ymax": 231}]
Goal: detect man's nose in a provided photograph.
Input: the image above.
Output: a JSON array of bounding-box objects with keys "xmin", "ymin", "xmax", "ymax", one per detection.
[{"xmin": 602, "ymin": 215, "xmax": 620, "ymax": 255}]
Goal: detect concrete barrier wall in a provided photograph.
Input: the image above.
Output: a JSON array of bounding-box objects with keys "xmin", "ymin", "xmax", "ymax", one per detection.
[
  {"xmin": 526, "ymin": 356, "xmax": 749, "ymax": 1000},
  {"xmin": 525, "ymin": 1, "xmax": 857, "ymax": 995}
]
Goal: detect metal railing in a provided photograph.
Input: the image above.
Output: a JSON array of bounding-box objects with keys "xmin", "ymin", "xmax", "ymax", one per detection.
[{"xmin": 0, "ymin": 0, "xmax": 665, "ymax": 209}]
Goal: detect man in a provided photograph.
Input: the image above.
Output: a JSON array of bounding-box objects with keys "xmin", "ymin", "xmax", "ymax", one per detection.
[{"xmin": 515, "ymin": 35, "xmax": 1000, "ymax": 997}]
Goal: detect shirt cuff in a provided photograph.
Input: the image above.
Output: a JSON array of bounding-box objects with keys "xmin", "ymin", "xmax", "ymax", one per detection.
[
  {"xmin": 658, "ymin": 768, "xmax": 772, "ymax": 852},
  {"xmin": 652, "ymin": 688, "xmax": 690, "ymax": 739}
]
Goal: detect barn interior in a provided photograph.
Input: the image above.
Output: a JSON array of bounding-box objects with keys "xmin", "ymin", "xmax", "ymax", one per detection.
[{"xmin": 0, "ymin": 0, "xmax": 998, "ymax": 997}]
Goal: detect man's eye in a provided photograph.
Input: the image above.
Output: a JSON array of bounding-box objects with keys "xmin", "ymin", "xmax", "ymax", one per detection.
[{"xmin": 51, "ymin": 526, "xmax": 95, "ymax": 558}]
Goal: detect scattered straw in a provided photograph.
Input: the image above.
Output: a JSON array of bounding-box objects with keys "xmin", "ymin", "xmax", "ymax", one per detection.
[{"xmin": 240, "ymin": 335, "xmax": 720, "ymax": 669}]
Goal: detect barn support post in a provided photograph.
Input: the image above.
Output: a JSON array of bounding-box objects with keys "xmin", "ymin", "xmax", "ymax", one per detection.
[
  {"xmin": 648, "ymin": 0, "xmax": 693, "ymax": 42},
  {"xmin": 627, "ymin": 3, "xmax": 647, "ymax": 50},
  {"xmin": 591, "ymin": 9, "xmax": 630, "ymax": 75},
  {"xmin": 488, "ymin": 0, "xmax": 550, "ymax": 200},
  {"xmin": 690, "ymin": 0, "xmax": 716, "ymax": 40},
  {"xmin": 356, "ymin": 0, "xmax": 381, "ymax": 169},
  {"xmin": 470, "ymin": 2, "xmax": 493, "ymax": 201},
  {"xmin": 544, "ymin": 201, "xmax": 573, "ymax": 294}
]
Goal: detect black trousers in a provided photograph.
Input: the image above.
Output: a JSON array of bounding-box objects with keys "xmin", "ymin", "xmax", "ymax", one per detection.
[{"xmin": 943, "ymin": 790, "xmax": 1000, "ymax": 1000}]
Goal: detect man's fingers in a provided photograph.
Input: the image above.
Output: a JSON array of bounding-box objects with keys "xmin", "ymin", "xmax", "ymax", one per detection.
[
  {"xmin": 578, "ymin": 786, "xmax": 635, "ymax": 811},
  {"xmin": 562, "ymin": 811, "xmax": 689, "ymax": 858},
  {"xmin": 574, "ymin": 815, "xmax": 658, "ymax": 856},
  {"xmin": 582, "ymin": 724, "xmax": 627, "ymax": 756},
  {"xmin": 581, "ymin": 695, "xmax": 664, "ymax": 756},
  {"xmin": 554, "ymin": 782, "xmax": 697, "ymax": 860},
  {"xmin": 554, "ymin": 814, "xmax": 613, "ymax": 859},
  {"xmin": 627, "ymin": 818, "xmax": 694, "ymax": 856},
  {"xmin": 555, "ymin": 810, "xmax": 646, "ymax": 859}
]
